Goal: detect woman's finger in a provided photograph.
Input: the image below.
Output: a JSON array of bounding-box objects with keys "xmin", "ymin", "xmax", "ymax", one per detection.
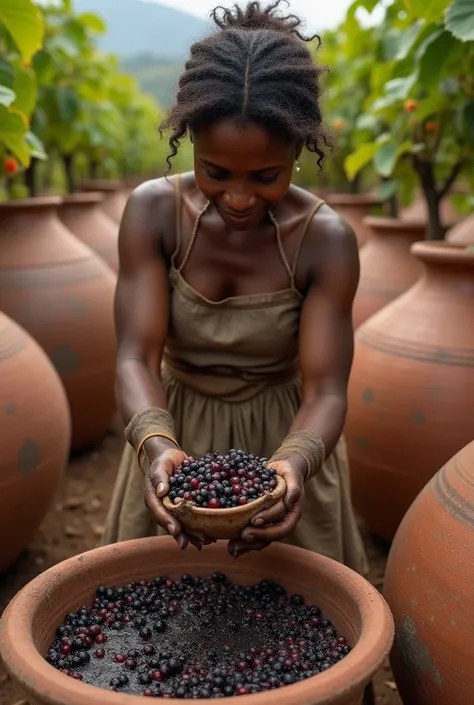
[
  {"xmin": 228, "ymin": 538, "xmax": 270, "ymax": 558},
  {"xmin": 250, "ymin": 498, "xmax": 287, "ymax": 527},
  {"xmin": 144, "ymin": 475, "xmax": 182, "ymax": 538},
  {"xmin": 149, "ymin": 457, "xmax": 175, "ymax": 497},
  {"xmin": 242, "ymin": 503, "xmax": 302, "ymax": 543}
]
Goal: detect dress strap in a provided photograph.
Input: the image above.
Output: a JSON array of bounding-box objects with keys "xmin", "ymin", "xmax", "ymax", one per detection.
[
  {"xmin": 176, "ymin": 199, "xmax": 210, "ymax": 274},
  {"xmin": 291, "ymin": 198, "xmax": 325, "ymax": 283},
  {"xmin": 171, "ymin": 174, "xmax": 182, "ymax": 267}
]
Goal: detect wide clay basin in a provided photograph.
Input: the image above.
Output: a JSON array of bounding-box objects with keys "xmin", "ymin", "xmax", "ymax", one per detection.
[{"xmin": 0, "ymin": 537, "xmax": 393, "ymax": 705}]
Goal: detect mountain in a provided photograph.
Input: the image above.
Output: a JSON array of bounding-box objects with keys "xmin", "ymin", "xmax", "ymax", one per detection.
[
  {"xmin": 77, "ymin": 0, "xmax": 208, "ymax": 59},
  {"xmin": 121, "ymin": 53, "xmax": 184, "ymax": 106}
]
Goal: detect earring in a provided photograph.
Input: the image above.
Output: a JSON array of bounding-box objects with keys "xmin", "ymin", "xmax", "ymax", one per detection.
[{"xmin": 295, "ymin": 160, "xmax": 301, "ymax": 172}]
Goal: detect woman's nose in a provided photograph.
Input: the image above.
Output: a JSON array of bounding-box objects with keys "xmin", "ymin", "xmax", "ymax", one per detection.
[{"xmin": 223, "ymin": 188, "xmax": 257, "ymax": 212}]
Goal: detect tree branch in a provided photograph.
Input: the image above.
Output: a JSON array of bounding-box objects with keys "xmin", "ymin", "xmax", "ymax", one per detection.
[{"xmin": 438, "ymin": 159, "xmax": 467, "ymax": 200}]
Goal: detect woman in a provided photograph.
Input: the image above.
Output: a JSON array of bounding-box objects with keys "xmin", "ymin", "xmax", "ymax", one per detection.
[{"xmin": 103, "ymin": 0, "xmax": 368, "ymax": 574}]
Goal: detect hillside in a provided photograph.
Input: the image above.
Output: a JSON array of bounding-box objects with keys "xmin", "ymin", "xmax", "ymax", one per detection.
[
  {"xmin": 77, "ymin": 0, "xmax": 208, "ymax": 59},
  {"xmin": 121, "ymin": 53, "xmax": 184, "ymax": 107}
]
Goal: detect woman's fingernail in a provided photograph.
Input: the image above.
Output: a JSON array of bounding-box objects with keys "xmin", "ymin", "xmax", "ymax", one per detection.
[
  {"xmin": 253, "ymin": 518, "xmax": 264, "ymax": 526},
  {"xmin": 157, "ymin": 483, "xmax": 165, "ymax": 494},
  {"xmin": 167, "ymin": 523, "xmax": 175, "ymax": 536},
  {"xmin": 245, "ymin": 533, "xmax": 254, "ymax": 542}
]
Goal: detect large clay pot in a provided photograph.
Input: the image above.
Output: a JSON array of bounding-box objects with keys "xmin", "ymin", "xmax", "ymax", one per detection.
[
  {"xmin": 0, "ymin": 313, "xmax": 70, "ymax": 573},
  {"xmin": 353, "ymin": 217, "xmax": 424, "ymax": 329},
  {"xmin": 384, "ymin": 441, "xmax": 474, "ymax": 705},
  {"xmin": 0, "ymin": 537, "xmax": 393, "ymax": 705},
  {"xmin": 59, "ymin": 193, "xmax": 119, "ymax": 272},
  {"xmin": 80, "ymin": 179, "xmax": 129, "ymax": 224},
  {"xmin": 0, "ymin": 197, "xmax": 117, "ymax": 452},
  {"xmin": 346, "ymin": 242, "xmax": 474, "ymax": 541},
  {"xmin": 325, "ymin": 194, "xmax": 382, "ymax": 248},
  {"xmin": 447, "ymin": 213, "xmax": 474, "ymax": 245}
]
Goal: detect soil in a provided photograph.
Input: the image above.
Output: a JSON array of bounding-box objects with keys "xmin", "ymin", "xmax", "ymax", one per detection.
[{"xmin": 0, "ymin": 418, "xmax": 402, "ymax": 705}]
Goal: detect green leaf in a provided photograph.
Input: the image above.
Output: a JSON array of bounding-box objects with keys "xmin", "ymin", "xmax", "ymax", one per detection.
[
  {"xmin": 0, "ymin": 104, "xmax": 29, "ymax": 165},
  {"xmin": 418, "ymin": 30, "xmax": 456, "ymax": 88},
  {"xmin": 0, "ymin": 58, "xmax": 14, "ymax": 89},
  {"xmin": 378, "ymin": 180, "xmax": 398, "ymax": 200},
  {"xmin": 11, "ymin": 65, "xmax": 36, "ymax": 121},
  {"xmin": 395, "ymin": 21, "xmax": 424, "ymax": 60},
  {"xmin": 0, "ymin": 85, "xmax": 16, "ymax": 107},
  {"xmin": 56, "ymin": 87, "xmax": 80, "ymax": 123},
  {"xmin": 344, "ymin": 143, "xmax": 379, "ymax": 181},
  {"xmin": 404, "ymin": 0, "xmax": 451, "ymax": 22},
  {"xmin": 445, "ymin": 0, "xmax": 474, "ymax": 41},
  {"xmin": 25, "ymin": 130, "xmax": 47, "ymax": 160},
  {"xmin": 416, "ymin": 96, "xmax": 445, "ymax": 120},
  {"xmin": 462, "ymin": 100, "xmax": 474, "ymax": 140},
  {"xmin": 385, "ymin": 74, "xmax": 418, "ymax": 101},
  {"xmin": 78, "ymin": 12, "xmax": 106, "ymax": 33},
  {"xmin": 0, "ymin": 0, "xmax": 45, "ymax": 63},
  {"xmin": 355, "ymin": 113, "xmax": 379, "ymax": 131},
  {"xmin": 374, "ymin": 140, "xmax": 413, "ymax": 177}
]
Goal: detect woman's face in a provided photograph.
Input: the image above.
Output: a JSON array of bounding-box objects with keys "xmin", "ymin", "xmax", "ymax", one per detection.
[{"xmin": 193, "ymin": 118, "xmax": 297, "ymax": 232}]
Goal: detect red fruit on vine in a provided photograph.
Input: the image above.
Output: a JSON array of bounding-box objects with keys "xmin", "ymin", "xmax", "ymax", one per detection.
[
  {"xmin": 3, "ymin": 156, "xmax": 19, "ymax": 177},
  {"xmin": 425, "ymin": 121, "xmax": 438, "ymax": 133},
  {"xmin": 332, "ymin": 118, "xmax": 344, "ymax": 131},
  {"xmin": 404, "ymin": 99, "xmax": 417, "ymax": 113}
]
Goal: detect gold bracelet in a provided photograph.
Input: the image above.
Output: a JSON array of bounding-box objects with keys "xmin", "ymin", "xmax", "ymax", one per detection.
[{"xmin": 136, "ymin": 432, "xmax": 181, "ymax": 474}]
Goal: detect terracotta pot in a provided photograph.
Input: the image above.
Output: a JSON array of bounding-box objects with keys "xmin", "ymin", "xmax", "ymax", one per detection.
[
  {"xmin": 80, "ymin": 179, "xmax": 129, "ymax": 224},
  {"xmin": 353, "ymin": 217, "xmax": 424, "ymax": 329},
  {"xmin": 0, "ymin": 197, "xmax": 117, "ymax": 451},
  {"xmin": 0, "ymin": 537, "xmax": 393, "ymax": 705},
  {"xmin": 0, "ymin": 312, "xmax": 70, "ymax": 573},
  {"xmin": 447, "ymin": 213, "xmax": 474, "ymax": 245},
  {"xmin": 325, "ymin": 194, "xmax": 382, "ymax": 248},
  {"xmin": 346, "ymin": 242, "xmax": 474, "ymax": 541},
  {"xmin": 59, "ymin": 193, "xmax": 119, "ymax": 272},
  {"xmin": 384, "ymin": 440, "xmax": 474, "ymax": 704}
]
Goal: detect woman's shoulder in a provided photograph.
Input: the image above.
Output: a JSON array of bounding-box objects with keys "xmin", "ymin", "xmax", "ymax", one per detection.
[{"xmin": 287, "ymin": 184, "xmax": 358, "ymax": 256}]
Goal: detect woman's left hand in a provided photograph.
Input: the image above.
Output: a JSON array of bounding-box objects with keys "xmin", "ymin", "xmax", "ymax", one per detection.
[{"xmin": 227, "ymin": 457, "xmax": 306, "ymax": 558}]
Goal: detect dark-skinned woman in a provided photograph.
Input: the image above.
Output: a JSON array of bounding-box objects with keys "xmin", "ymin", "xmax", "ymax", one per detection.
[{"xmin": 102, "ymin": 0, "xmax": 368, "ymax": 576}]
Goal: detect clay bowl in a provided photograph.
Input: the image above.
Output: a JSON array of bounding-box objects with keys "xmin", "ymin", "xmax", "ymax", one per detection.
[
  {"xmin": 0, "ymin": 537, "xmax": 394, "ymax": 705},
  {"xmin": 163, "ymin": 475, "xmax": 286, "ymax": 539}
]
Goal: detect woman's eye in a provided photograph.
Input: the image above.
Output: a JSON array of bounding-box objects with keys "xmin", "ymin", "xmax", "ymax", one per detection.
[
  {"xmin": 255, "ymin": 174, "xmax": 279, "ymax": 184},
  {"xmin": 205, "ymin": 170, "xmax": 228, "ymax": 181}
]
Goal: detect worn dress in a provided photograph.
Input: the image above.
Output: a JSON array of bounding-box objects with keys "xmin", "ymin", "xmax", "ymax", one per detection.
[{"xmin": 103, "ymin": 176, "xmax": 368, "ymax": 576}]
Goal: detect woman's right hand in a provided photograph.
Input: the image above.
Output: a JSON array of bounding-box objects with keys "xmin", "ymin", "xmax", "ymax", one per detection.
[{"xmin": 143, "ymin": 447, "xmax": 213, "ymax": 550}]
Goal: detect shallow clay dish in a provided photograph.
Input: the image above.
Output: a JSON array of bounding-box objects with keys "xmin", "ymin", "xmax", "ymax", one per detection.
[
  {"xmin": 0, "ymin": 536, "xmax": 394, "ymax": 705},
  {"xmin": 163, "ymin": 474, "xmax": 286, "ymax": 539}
]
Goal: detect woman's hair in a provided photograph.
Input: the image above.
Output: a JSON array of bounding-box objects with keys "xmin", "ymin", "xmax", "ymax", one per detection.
[{"xmin": 160, "ymin": 1, "xmax": 329, "ymax": 171}]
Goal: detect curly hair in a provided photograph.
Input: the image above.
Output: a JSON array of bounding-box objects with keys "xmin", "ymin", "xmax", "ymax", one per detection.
[{"xmin": 160, "ymin": 1, "xmax": 330, "ymax": 172}]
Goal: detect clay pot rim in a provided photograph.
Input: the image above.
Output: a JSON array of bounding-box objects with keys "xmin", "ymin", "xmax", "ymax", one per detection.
[
  {"xmin": 0, "ymin": 537, "xmax": 394, "ymax": 705},
  {"xmin": 363, "ymin": 215, "xmax": 428, "ymax": 232},
  {"xmin": 411, "ymin": 240, "xmax": 474, "ymax": 264},
  {"xmin": 60, "ymin": 193, "xmax": 106, "ymax": 205},
  {"xmin": 80, "ymin": 179, "xmax": 124, "ymax": 192},
  {"xmin": 163, "ymin": 474, "xmax": 286, "ymax": 517},
  {"xmin": 325, "ymin": 193, "xmax": 382, "ymax": 207},
  {"xmin": 0, "ymin": 195, "xmax": 62, "ymax": 209}
]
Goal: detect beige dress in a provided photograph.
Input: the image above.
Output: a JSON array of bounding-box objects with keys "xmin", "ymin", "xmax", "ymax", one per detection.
[{"xmin": 103, "ymin": 177, "xmax": 368, "ymax": 576}]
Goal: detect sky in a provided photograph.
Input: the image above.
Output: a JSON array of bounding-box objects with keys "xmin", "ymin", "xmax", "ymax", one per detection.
[{"xmin": 145, "ymin": 0, "xmax": 356, "ymax": 32}]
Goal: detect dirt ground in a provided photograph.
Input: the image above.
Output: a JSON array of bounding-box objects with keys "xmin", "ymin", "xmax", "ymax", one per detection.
[{"xmin": 0, "ymin": 419, "xmax": 402, "ymax": 705}]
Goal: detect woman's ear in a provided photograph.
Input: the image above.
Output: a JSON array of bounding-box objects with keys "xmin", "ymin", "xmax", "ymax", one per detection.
[{"xmin": 295, "ymin": 142, "xmax": 303, "ymax": 160}]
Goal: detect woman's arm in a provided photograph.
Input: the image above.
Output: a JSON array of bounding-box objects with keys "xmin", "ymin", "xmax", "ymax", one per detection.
[
  {"xmin": 228, "ymin": 211, "xmax": 359, "ymax": 557},
  {"xmin": 115, "ymin": 181, "xmax": 176, "ymax": 459},
  {"xmin": 291, "ymin": 212, "xmax": 359, "ymax": 456}
]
